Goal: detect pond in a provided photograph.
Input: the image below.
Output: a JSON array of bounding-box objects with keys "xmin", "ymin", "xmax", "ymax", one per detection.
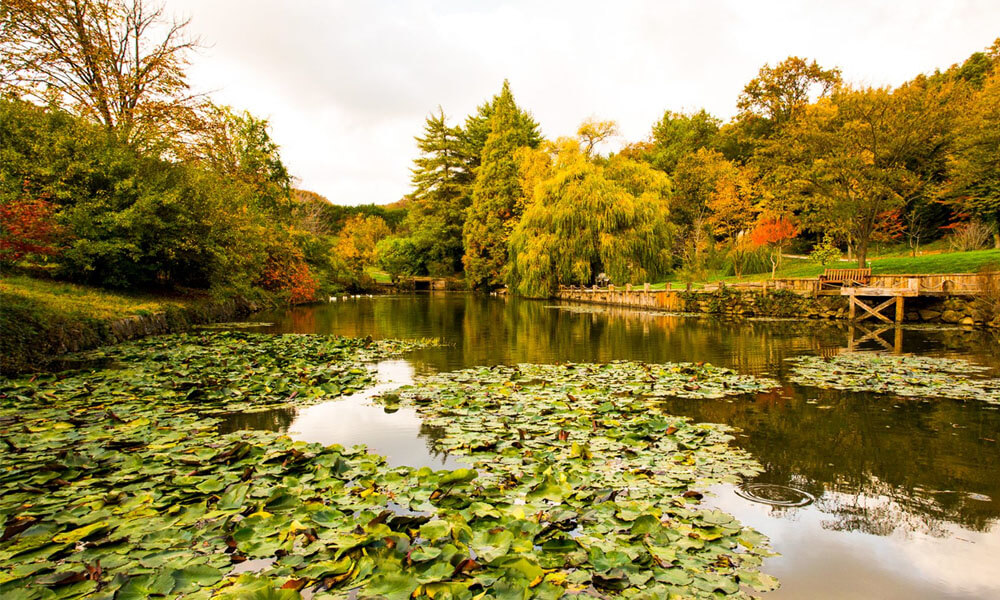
[{"xmin": 234, "ymin": 292, "xmax": 1000, "ymax": 599}]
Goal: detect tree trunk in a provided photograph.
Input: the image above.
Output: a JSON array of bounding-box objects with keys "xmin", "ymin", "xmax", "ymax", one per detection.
[
  {"xmin": 856, "ymin": 239, "xmax": 868, "ymax": 269},
  {"xmin": 994, "ymin": 232, "xmax": 999, "ymax": 249}
]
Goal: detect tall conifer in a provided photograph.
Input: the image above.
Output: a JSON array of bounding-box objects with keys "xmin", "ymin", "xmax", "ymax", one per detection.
[
  {"xmin": 462, "ymin": 81, "xmax": 538, "ymax": 289},
  {"xmin": 403, "ymin": 108, "xmax": 469, "ymax": 273}
]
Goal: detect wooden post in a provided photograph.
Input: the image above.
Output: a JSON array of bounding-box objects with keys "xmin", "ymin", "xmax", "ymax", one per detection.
[
  {"xmin": 895, "ymin": 296, "xmax": 905, "ymax": 323},
  {"xmin": 849, "ymin": 295, "xmax": 856, "ymax": 320},
  {"xmin": 644, "ymin": 282, "xmax": 650, "ymax": 292},
  {"xmin": 894, "ymin": 326, "xmax": 903, "ymax": 353},
  {"xmin": 626, "ymin": 283, "xmax": 632, "ymax": 292}
]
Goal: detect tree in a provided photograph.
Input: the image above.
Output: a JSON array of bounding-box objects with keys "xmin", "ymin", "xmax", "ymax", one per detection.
[
  {"xmin": 750, "ymin": 215, "xmax": 798, "ymax": 278},
  {"xmin": 462, "ymin": 81, "xmax": 537, "ymax": 289},
  {"xmin": 375, "ymin": 236, "xmax": 421, "ymax": 282},
  {"xmin": 577, "ymin": 118, "xmax": 619, "ymax": 157},
  {"xmin": 400, "ymin": 108, "xmax": 470, "ymax": 274},
  {"xmin": 770, "ymin": 80, "xmax": 959, "ymax": 267},
  {"xmin": 737, "ymin": 56, "xmax": 842, "ymax": 133},
  {"xmin": 185, "ymin": 105, "xmax": 292, "ymax": 218},
  {"xmin": 505, "ymin": 138, "xmax": 673, "ymax": 298},
  {"xmin": 335, "ymin": 214, "xmax": 391, "ymax": 274},
  {"xmin": 460, "ymin": 81, "xmax": 542, "ymax": 175},
  {"xmin": 0, "ymin": 0, "xmax": 200, "ymax": 146},
  {"xmin": 0, "ymin": 195, "xmax": 63, "ymax": 265},
  {"xmin": 942, "ymin": 68, "xmax": 1000, "ymax": 247},
  {"xmin": 706, "ymin": 164, "xmax": 760, "ymax": 241},
  {"xmin": 671, "ymin": 148, "xmax": 738, "ymax": 275},
  {"xmin": 647, "ymin": 109, "xmax": 721, "ymax": 173}
]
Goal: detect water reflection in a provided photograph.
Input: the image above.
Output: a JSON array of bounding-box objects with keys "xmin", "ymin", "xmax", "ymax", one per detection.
[
  {"xmin": 236, "ymin": 294, "xmax": 1000, "ymax": 599},
  {"xmin": 219, "ymin": 360, "xmax": 461, "ymax": 470},
  {"xmin": 708, "ymin": 483, "xmax": 1000, "ymax": 599}
]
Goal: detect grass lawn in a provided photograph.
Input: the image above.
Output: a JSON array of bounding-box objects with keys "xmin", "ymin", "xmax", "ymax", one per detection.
[
  {"xmin": 651, "ymin": 248, "xmax": 1000, "ymax": 288},
  {"xmin": 0, "ymin": 274, "xmax": 190, "ymax": 321},
  {"xmin": 364, "ymin": 267, "xmax": 393, "ymax": 284}
]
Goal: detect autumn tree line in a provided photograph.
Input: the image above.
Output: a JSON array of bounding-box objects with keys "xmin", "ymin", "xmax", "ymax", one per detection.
[
  {"xmin": 2, "ymin": 1, "xmax": 997, "ymax": 302},
  {"xmin": 0, "ymin": 0, "xmax": 400, "ymax": 303},
  {"xmin": 376, "ymin": 41, "xmax": 1000, "ymax": 298}
]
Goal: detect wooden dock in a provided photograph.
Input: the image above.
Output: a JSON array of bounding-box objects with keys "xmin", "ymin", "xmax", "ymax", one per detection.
[{"xmin": 842, "ymin": 285, "xmax": 919, "ymax": 323}]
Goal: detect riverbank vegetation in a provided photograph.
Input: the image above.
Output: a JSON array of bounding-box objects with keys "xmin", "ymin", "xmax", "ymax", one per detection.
[
  {"xmin": 649, "ymin": 248, "xmax": 1000, "ymax": 289},
  {"xmin": 379, "ymin": 40, "xmax": 1000, "ymax": 296},
  {"xmin": 3, "ymin": 2, "xmax": 997, "ymax": 306},
  {"xmin": 0, "ymin": 0, "xmax": 409, "ymax": 312}
]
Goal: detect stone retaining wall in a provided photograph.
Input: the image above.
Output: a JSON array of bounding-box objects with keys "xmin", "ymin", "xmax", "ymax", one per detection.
[
  {"xmin": 554, "ymin": 287, "xmax": 1000, "ymax": 328},
  {"xmin": 1, "ymin": 297, "xmax": 264, "ymax": 374}
]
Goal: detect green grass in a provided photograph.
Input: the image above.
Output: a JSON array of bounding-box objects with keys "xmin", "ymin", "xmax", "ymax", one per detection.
[
  {"xmin": 0, "ymin": 275, "xmax": 230, "ymax": 374},
  {"xmin": 652, "ymin": 249, "xmax": 1000, "ymax": 288},
  {"xmin": 364, "ymin": 267, "xmax": 393, "ymax": 284},
  {"xmin": 0, "ymin": 274, "xmax": 191, "ymax": 321}
]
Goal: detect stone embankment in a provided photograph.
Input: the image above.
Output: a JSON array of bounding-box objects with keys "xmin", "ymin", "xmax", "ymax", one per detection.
[
  {"xmin": 1, "ymin": 297, "xmax": 262, "ymax": 374},
  {"xmin": 555, "ymin": 285, "xmax": 1000, "ymax": 328}
]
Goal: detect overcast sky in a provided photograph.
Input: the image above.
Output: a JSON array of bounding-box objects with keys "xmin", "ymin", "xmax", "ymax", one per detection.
[{"xmin": 167, "ymin": 0, "xmax": 999, "ymax": 206}]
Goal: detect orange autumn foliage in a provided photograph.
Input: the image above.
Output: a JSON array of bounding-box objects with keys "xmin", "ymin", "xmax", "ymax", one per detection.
[
  {"xmin": 0, "ymin": 196, "xmax": 63, "ymax": 263},
  {"xmin": 259, "ymin": 243, "xmax": 319, "ymax": 304},
  {"xmin": 750, "ymin": 216, "xmax": 799, "ymax": 247}
]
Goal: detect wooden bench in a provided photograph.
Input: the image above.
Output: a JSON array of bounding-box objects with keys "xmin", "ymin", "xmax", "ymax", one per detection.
[{"xmin": 819, "ymin": 268, "xmax": 871, "ymax": 288}]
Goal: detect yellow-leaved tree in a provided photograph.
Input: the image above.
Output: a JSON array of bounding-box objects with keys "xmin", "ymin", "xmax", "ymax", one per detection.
[{"xmin": 505, "ymin": 129, "xmax": 674, "ymax": 298}]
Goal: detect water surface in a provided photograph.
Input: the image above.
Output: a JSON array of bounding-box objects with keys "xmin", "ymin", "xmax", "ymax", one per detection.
[{"xmin": 232, "ymin": 293, "xmax": 1000, "ymax": 599}]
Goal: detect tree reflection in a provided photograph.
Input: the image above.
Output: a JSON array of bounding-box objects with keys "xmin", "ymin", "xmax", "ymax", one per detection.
[
  {"xmin": 247, "ymin": 294, "xmax": 1000, "ymax": 538},
  {"xmin": 217, "ymin": 407, "xmax": 297, "ymax": 433}
]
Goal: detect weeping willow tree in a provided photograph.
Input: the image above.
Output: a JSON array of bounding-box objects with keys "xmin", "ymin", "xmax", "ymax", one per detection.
[{"xmin": 505, "ymin": 139, "xmax": 674, "ymax": 298}]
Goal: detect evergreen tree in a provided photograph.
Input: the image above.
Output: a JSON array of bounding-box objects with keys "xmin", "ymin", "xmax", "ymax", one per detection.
[
  {"xmin": 461, "ymin": 82, "xmax": 542, "ymax": 175},
  {"xmin": 402, "ymin": 108, "xmax": 470, "ymax": 274},
  {"xmin": 462, "ymin": 81, "xmax": 538, "ymax": 289}
]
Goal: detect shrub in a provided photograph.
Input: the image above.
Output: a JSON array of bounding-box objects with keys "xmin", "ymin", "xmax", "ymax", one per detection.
[
  {"xmin": 809, "ymin": 235, "xmax": 841, "ymax": 266},
  {"xmin": 0, "ymin": 195, "xmax": 63, "ymax": 265},
  {"xmin": 258, "ymin": 236, "xmax": 319, "ymax": 304},
  {"xmin": 947, "ymin": 220, "xmax": 992, "ymax": 252}
]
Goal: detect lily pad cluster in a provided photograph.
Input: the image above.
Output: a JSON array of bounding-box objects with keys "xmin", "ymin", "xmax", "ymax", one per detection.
[
  {"xmin": 376, "ymin": 361, "xmax": 782, "ymax": 597},
  {"xmin": 1, "ymin": 335, "xmax": 780, "ymax": 599},
  {"xmin": 785, "ymin": 352, "xmax": 1000, "ymax": 404},
  {"xmin": 41, "ymin": 331, "xmax": 435, "ymax": 414}
]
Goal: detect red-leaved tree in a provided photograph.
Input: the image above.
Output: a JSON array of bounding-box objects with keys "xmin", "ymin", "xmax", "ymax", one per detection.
[
  {"xmin": 751, "ymin": 215, "xmax": 799, "ymax": 278},
  {"xmin": 0, "ymin": 196, "xmax": 63, "ymax": 265},
  {"xmin": 259, "ymin": 242, "xmax": 319, "ymax": 304}
]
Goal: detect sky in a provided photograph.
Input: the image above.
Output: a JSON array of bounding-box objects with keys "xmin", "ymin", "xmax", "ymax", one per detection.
[{"xmin": 166, "ymin": 0, "xmax": 1000, "ymax": 206}]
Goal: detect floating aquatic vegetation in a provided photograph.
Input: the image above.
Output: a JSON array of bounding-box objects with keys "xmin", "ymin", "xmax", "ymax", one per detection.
[
  {"xmin": 376, "ymin": 362, "xmax": 782, "ymax": 597},
  {"xmin": 786, "ymin": 353, "xmax": 1000, "ymax": 404},
  {"xmin": 0, "ymin": 337, "xmax": 779, "ymax": 599},
  {"xmin": 197, "ymin": 322, "xmax": 275, "ymax": 329},
  {"xmin": 10, "ymin": 331, "xmax": 437, "ymax": 414}
]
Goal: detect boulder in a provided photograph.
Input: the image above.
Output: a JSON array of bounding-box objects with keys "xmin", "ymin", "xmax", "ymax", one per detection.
[
  {"xmin": 959, "ymin": 316, "xmax": 975, "ymax": 326},
  {"xmin": 941, "ymin": 310, "xmax": 963, "ymax": 324},
  {"xmin": 918, "ymin": 309, "xmax": 941, "ymax": 321}
]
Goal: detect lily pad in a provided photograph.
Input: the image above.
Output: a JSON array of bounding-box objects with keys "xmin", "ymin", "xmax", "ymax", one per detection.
[{"xmin": 786, "ymin": 352, "xmax": 1000, "ymax": 403}]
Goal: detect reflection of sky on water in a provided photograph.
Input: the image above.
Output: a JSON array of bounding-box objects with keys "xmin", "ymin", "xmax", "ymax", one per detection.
[
  {"xmin": 285, "ymin": 360, "xmax": 462, "ymax": 470},
  {"xmin": 707, "ymin": 483, "xmax": 1000, "ymax": 599}
]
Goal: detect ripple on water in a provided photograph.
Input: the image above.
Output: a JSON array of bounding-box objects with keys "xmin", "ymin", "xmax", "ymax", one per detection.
[{"xmin": 735, "ymin": 483, "xmax": 817, "ymax": 507}]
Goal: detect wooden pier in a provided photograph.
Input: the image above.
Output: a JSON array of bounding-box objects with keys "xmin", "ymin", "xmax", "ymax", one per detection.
[{"xmin": 843, "ymin": 285, "xmax": 918, "ymax": 323}]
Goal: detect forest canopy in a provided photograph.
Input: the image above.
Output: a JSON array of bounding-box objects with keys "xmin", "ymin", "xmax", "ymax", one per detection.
[{"xmin": 2, "ymin": 1, "xmax": 997, "ymax": 298}]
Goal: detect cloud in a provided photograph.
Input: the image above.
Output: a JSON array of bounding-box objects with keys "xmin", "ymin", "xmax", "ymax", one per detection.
[{"xmin": 166, "ymin": 0, "xmax": 1000, "ymax": 205}]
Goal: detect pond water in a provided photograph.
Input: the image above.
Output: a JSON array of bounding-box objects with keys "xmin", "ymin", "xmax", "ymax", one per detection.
[{"xmin": 229, "ymin": 293, "xmax": 1000, "ymax": 599}]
